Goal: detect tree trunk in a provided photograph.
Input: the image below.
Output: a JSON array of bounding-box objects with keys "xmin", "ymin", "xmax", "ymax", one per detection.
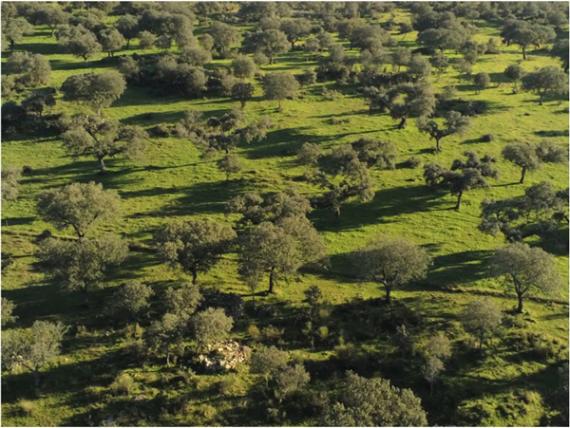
[
  {"xmin": 519, "ymin": 166, "xmax": 527, "ymax": 184},
  {"xmin": 240, "ymin": 99, "xmax": 246, "ymax": 109},
  {"xmin": 33, "ymin": 370, "xmax": 41, "ymax": 389},
  {"xmin": 385, "ymin": 285, "xmax": 392, "ymax": 304},
  {"xmin": 398, "ymin": 117, "xmax": 407, "ymax": 129},
  {"xmin": 522, "ymin": 45, "xmax": 527, "ymax": 60},
  {"xmin": 455, "ymin": 192, "xmax": 463, "ymax": 210},
  {"xmin": 98, "ymin": 157, "xmax": 107, "ymax": 172},
  {"xmin": 126, "ymin": 39, "xmax": 131, "ymax": 49},
  {"xmin": 435, "ymin": 137, "xmax": 442, "ymax": 152},
  {"xmin": 73, "ymin": 225, "xmax": 84, "ymax": 240},
  {"xmin": 268, "ymin": 267, "xmax": 275, "ymax": 293},
  {"xmin": 516, "ymin": 291, "xmax": 524, "ymax": 313},
  {"xmin": 191, "ymin": 269, "xmax": 198, "ymax": 285}
]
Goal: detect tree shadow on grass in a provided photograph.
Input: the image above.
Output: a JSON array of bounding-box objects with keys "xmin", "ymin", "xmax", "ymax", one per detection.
[
  {"xmin": 534, "ymin": 129, "xmax": 568, "ymax": 138},
  {"xmin": 242, "ymin": 126, "xmax": 323, "ymax": 159},
  {"xmin": 2, "ymin": 346, "xmax": 126, "ymax": 409},
  {"xmin": 132, "ymin": 179, "xmax": 248, "ymax": 219},
  {"xmin": 16, "ymin": 42, "xmax": 66, "ymax": 56},
  {"xmin": 310, "ymin": 184, "xmax": 446, "ymax": 232},
  {"xmin": 1, "ymin": 283, "xmax": 87, "ymax": 330},
  {"xmin": 424, "ymin": 249, "xmax": 494, "ymax": 290}
]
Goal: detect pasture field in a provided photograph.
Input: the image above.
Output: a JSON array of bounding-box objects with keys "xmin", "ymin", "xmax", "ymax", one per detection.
[{"xmin": 1, "ymin": 3, "xmax": 568, "ymax": 426}]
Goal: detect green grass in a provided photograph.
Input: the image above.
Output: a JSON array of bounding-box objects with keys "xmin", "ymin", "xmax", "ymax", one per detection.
[{"xmin": 2, "ymin": 11, "xmax": 568, "ymax": 427}]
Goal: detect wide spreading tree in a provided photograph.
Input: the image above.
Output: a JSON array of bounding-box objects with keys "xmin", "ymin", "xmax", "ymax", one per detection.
[
  {"xmin": 502, "ymin": 141, "xmax": 566, "ymax": 184},
  {"xmin": 492, "ymin": 242, "xmax": 562, "ymax": 313},
  {"xmin": 60, "ymin": 71, "xmax": 126, "ymax": 114},
  {"xmin": 358, "ymin": 238, "xmax": 430, "ymax": 303},
  {"xmin": 154, "ymin": 219, "xmax": 236, "ymax": 284},
  {"xmin": 460, "ymin": 298, "xmax": 503, "ymax": 349},
  {"xmin": 367, "ymin": 82, "xmax": 436, "ymax": 129},
  {"xmin": 37, "ymin": 182, "xmax": 120, "ymax": 239},
  {"xmin": 424, "ymin": 152, "xmax": 498, "ymax": 210},
  {"xmin": 417, "ymin": 110, "xmax": 470, "ymax": 152},
  {"xmin": 322, "ymin": 371, "xmax": 428, "ymax": 426},
  {"xmin": 238, "ymin": 217, "xmax": 325, "ymax": 293},
  {"xmin": 37, "ymin": 235, "xmax": 128, "ymax": 294},
  {"xmin": 60, "ymin": 114, "xmax": 147, "ymax": 172},
  {"xmin": 2, "ymin": 321, "xmax": 67, "ymax": 387},
  {"xmin": 262, "ymin": 72, "xmax": 300, "ymax": 109}
]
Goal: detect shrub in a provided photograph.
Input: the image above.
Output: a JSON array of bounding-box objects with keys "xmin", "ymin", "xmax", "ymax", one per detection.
[
  {"xmin": 328, "ymin": 117, "xmax": 350, "ymax": 125},
  {"xmin": 148, "ymin": 123, "xmax": 174, "ymax": 138},
  {"xmin": 262, "ymin": 325, "xmax": 284, "ymax": 344},
  {"xmin": 110, "ymin": 372, "xmax": 135, "ymax": 395},
  {"xmin": 247, "ymin": 324, "xmax": 262, "ymax": 341},
  {"xmin": 480, "ymin": 134, "xmax": 493, "ymax": 142},
  {"xmin": 217, "ymin": 374, "xmax": 247, "ymax": 397},
  {"xmin": 401, "ymin": 156, "xmax": 422, "ymax": 168},
  {"xmin": 16, "ymin": 399, "xmax": 36, "ymax": 416}
]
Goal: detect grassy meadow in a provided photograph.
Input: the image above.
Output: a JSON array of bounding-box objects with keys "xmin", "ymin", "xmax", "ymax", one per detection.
[{"xmin": 1, "ymin": 5, "xmax": 568, "ymax": 427}]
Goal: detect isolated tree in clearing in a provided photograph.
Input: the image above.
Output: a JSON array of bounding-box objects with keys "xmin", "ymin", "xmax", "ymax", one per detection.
[
  {"xmin": 492, "ymin": 242, "xmax": 561, "ymax": 313},
  {"xmin": 359, "ymin": 238, "xmax": 430, "ymax": 303},
  {"xmin": 37, "ymin": 182, "xmax": 120, "ymax": 239}
]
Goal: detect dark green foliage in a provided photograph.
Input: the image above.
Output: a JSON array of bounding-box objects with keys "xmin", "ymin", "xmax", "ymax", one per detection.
[
  {"xmin": 2, "ymin": 321, "xmax": 67, "ymax": 385},
  {"xmin": 504, "ymin": 64, "xmax": 524, "ymax": 92},
  {"xmin": 480, "ymin": 181, "xmax": 568, "ymax": 246},
  {"xmin": 322, "ymin": 371, "xmax": 428, "ymax": 426},
  {"xmin": 1, "ymin": 167, "xmax": 21, "ymax": 201},
  {"xmin": 417, "ymin": 110, "xmax": 470, "ymax": 152},
  {"xmin": 262, "ymin": 73, "xmax": 300, "ymax": 108},
  {"xmin": 109, "ymin": 282, "xmax": 154, "ymax": 321},
  {"xmin": 164, "ymin": 283, "xmax": 203, "ymax": 320},
  {"xmin": 521, "ymin": 66, "xmax": 568, "ymax": 104},
  {"xmin": 60, "ymin": 71, "xmax": 126, "ymax": 113},
  {"xmin": 231, "ymin": 55, "xmax": 256, "ymax": 78},
  {"xmin": 1, "ymin": 298, "xmax": 17, "ymax": 327},
  {"xmin": 208, "ymin": 21, "xmax": 240, "ymax": 58},
  {"xmin": 230, "ymin": 82, "xmax": 254, "ymax": 108},
  {"xmin": 61, "ymin": 114, "xmax": 147, "ymax": 171},
  {"xmin": 37, "ymin": 182, "xmax": 120, "ymax": 238},
  {"xmin": 6, "ymin": 51, "xmax": 51, "ymax": 87},
  {"xmin": 56, "ymin": 24, "xmax": 101, "ymax": 60},
  {"xmin": 98, "ymin": 27, "xmax": 125, "ymax": 57},
  {"xmin": 238, "ymin": 218, "xmax": 325, "ymax": 293},
  {"xmin": 243, "ymin": 29, "xmax": 291, "ymax": 64},
  {"xmin": 192, "ymin": 307, "xmax": 233, "ymax": 351},
  {"xmin": 492, "ymin": 242, "xmax": 562, "ymax": 313},
  {"xmin": 461, "ymin": 298, "xmax": 503, "ymax": 349},
  {"xmin": 366, "ymin": 82, "xmax": 436, "ymax": 129},
  {"xmin": 228, "ymin": 188, "xmax": 312, "ymax": 226},
  {"xmin": 501, "ymin": 20, "xmax": 556, "ymax": 59},
  {"xmin": 116, "ymin": 14, "xmax": 139, "ymax": 47},
  {"xmin": 154, "ymin": 219, "xmax": 236, "ymax": 284},
  {"xmin": 37, "ymin": 235, "xmax": 128, "ymax": 293},
  {"xmin": 424, "ymin": 152, "xmax": 498, "ymax": 210},
  {"xmin": 473, "ymin": 72, "xmax": 490, "ymax": 93},
  {"xmin": 281, "ymin": 18, "xmax": 312, "ymax": 48},
  {"xmin": 551, "ymin": 38, "xmax": 569, "ymax": 72},
  {"xmin": 358, "ymin": 238, "xmax": 430, "ymax": 303},
  {"xmin": 2, "ymin": 17, "xmax": 34, "ymax": 49},
  {"xmin": 502, "ymin": 142, "xmax": 540, "ymax": 184}
]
